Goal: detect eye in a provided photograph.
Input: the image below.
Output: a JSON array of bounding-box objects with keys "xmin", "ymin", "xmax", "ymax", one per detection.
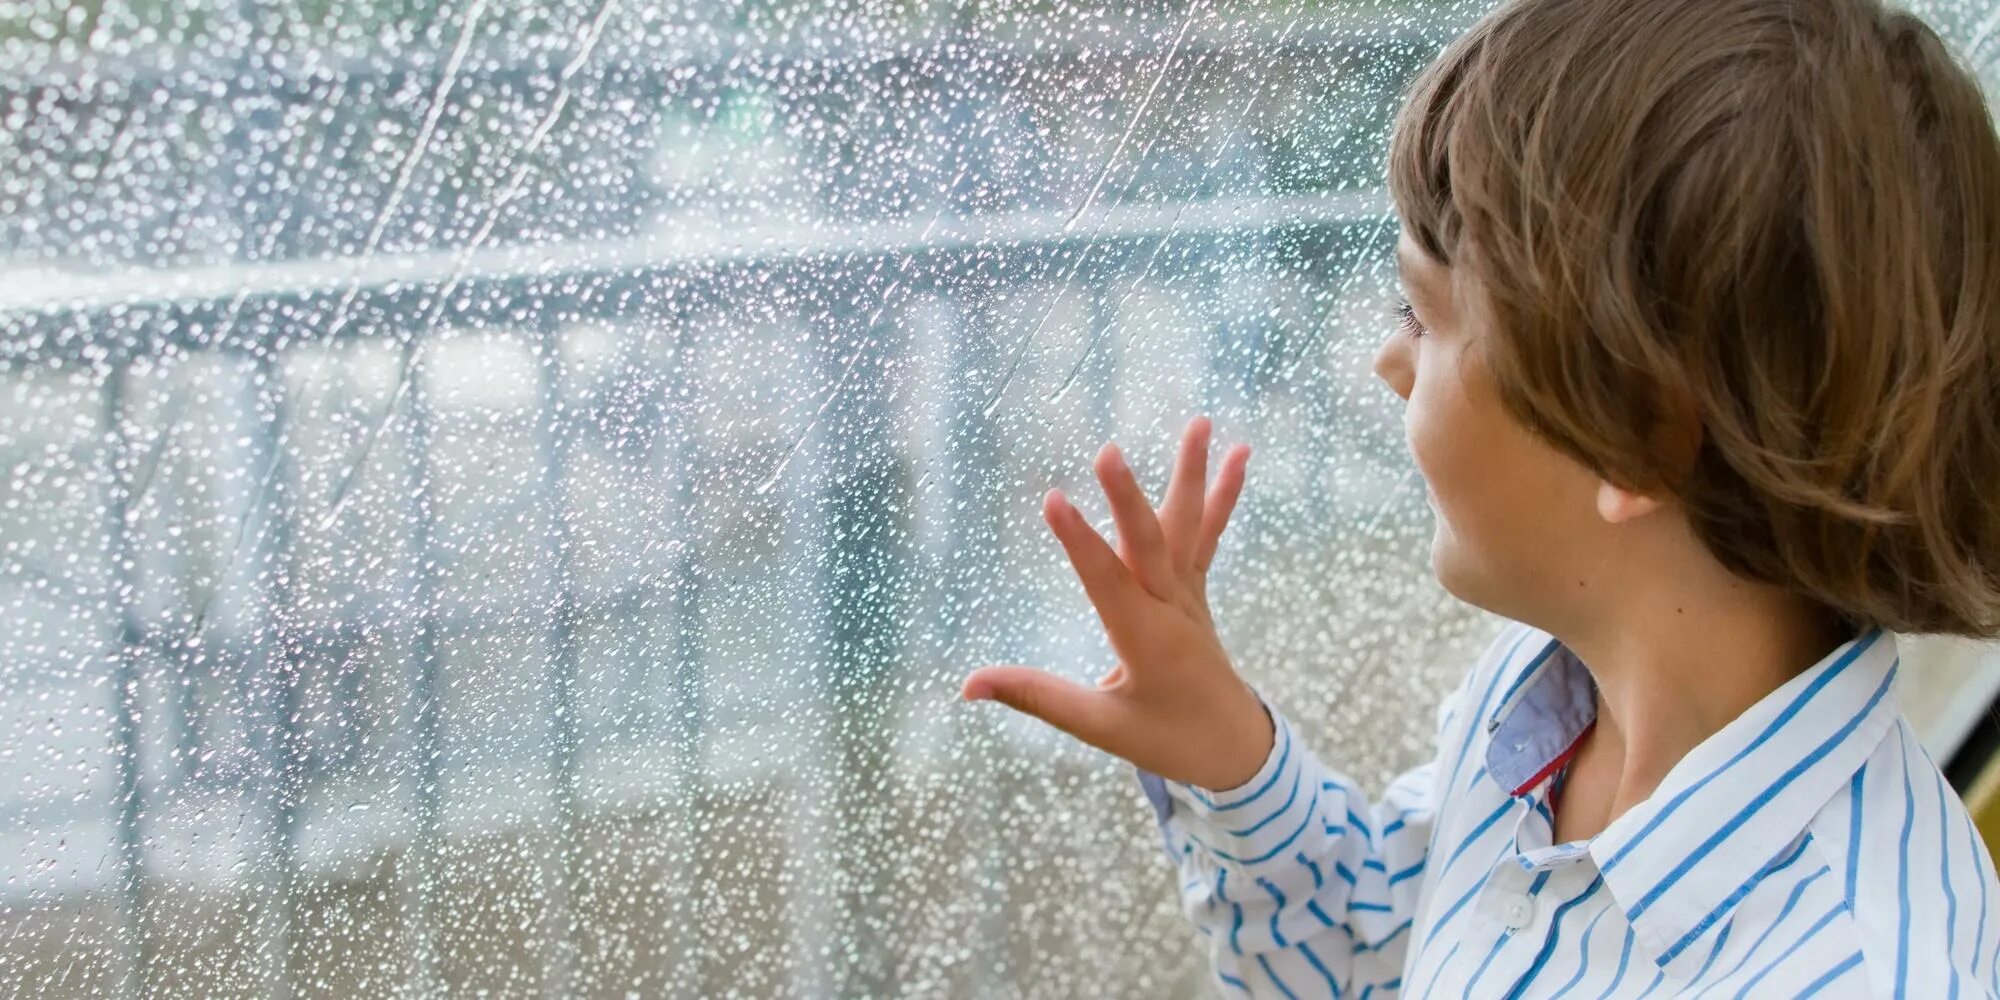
[{"xmin": 1396, "ymin": 296, "xmax": 1426, "ymax": 339}]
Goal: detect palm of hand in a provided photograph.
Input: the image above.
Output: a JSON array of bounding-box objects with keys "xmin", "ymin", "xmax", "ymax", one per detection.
[{"xmin": 962, "ymin": 415, "xmax": 1274, "ymax": 792}]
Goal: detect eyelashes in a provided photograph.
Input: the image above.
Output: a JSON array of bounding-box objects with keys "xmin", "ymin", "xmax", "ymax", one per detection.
[{"xmin": 1396, "ymin": 296, "xmax": 1426, "ymax": 339}]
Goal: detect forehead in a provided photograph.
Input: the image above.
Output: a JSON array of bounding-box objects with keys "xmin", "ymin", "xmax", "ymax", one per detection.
[
  {"xmin": 1394, "ymin": 229, "xmax": 1478, "ymax": 325},
  {"xmin": 1395, "ymin": 230, "xmax": 1444, "ymax": 287}
]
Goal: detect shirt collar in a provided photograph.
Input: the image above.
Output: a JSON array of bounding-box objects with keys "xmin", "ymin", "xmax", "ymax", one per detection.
[{"xmin": 1482, "ymin": 626, "xmax": 1902, "ymax": 977}]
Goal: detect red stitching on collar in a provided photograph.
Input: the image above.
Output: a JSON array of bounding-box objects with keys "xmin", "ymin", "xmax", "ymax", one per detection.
[{"xmin": 1509, "ymin": 717, "xmax": 1596, "ymax": 799}]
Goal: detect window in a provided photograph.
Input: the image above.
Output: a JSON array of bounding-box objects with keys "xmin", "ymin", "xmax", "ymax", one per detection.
[{"xmin": 0, "ymin": 0, "xmax": 1994, "ymax": 996}]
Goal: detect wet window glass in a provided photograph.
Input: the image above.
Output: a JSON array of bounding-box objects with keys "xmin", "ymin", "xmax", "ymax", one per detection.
[{"xmin": 1, "ymin": 0, "xmax": 1995, "ymax": 995}]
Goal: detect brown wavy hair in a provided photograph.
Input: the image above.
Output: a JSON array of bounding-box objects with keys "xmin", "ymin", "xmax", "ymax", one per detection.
[{"xmin": 1387, "ymin": 0, "xmax": 2000, "ymax": 637}]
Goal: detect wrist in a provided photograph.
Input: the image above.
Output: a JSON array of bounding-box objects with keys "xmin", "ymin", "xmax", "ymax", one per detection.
[
  {"xmin": 1198, "ymin": 688, "xmax": 1278, "ymax": 794},
  {"xmin": 1159, "ymin": 703, "xmax": 1321, "ymax": 871}
]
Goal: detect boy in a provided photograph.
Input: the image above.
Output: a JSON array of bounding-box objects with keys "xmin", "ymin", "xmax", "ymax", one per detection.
[{"xmin": 961, "ymin": 0, "xmax": 2000, "ymax": 995}]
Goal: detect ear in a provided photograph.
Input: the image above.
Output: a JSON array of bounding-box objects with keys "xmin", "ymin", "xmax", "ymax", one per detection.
[{"xmin": 1596, "ymin": 479, "xmax": 1664, "ymax": 524}]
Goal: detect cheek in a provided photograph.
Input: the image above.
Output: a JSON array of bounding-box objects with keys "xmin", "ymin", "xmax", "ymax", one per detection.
[
  {"xmin": 1404, "ymin": 352, "xmax": 1513, "ymax": 543},
  {"xmin": 1399, "ymin": 346, "xmax": 1606, "ymax": 611},
  {"xmin": 1402, "ymin": 364, "xmax": 1468, "ymax": 502}
]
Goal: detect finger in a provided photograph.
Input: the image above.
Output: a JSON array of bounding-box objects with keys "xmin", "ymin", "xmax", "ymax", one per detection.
[
  {"xmin": 960, "ymin": 665, "xmax": 1126, "ymax": 749},
  {"xmin": 1195, "ymin": 443, "xmax": 1251, "ymax": 574},
  {"xmin": 1096, "ymin": 441, "xmax": 1178, "ymax": 600},
  {"xmin": 1043, "ymin": 488, "xmax": 1143, "ymax": 625},
  {"xmin": 1157, "ymin": 415, "xmax": 1210, "ymax": 573}
]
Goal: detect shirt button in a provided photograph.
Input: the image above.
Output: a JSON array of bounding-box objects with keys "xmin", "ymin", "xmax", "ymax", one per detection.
[{"xmin": 1501, "ymin": 894, "xmax": 1535, "ymax": 930}]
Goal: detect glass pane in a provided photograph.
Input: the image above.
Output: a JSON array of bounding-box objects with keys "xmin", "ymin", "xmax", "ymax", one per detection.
[{"xmin": 0, "ymin": 0, "xmax": 1993, "ymax": 996}]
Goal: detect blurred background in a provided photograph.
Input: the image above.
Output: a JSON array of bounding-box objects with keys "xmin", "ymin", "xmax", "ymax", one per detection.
[{"xmin": 0, "ymin": 0, "xmax": 1997, "ymax": 996}]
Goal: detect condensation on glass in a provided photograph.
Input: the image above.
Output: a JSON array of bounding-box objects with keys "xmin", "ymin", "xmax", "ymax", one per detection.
[{"xmin": 0, "ymin": 0, "xmax": 1993, "ymax": 997}]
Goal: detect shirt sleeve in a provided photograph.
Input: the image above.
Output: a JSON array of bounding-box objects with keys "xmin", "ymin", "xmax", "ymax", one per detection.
[{"xmin": 1135, "ymin": 665, "xmax": 1478, "ymax": 999}]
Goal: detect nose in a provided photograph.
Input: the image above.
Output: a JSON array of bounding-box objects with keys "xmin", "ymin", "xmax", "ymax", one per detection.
[{"xmin": 1372, "ymin": 327, "xmax": 1414, "ymax": 401}]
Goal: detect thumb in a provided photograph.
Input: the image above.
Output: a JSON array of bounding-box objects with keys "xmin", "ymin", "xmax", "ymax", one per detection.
[{"xmin": 962, "ymin": 665, "xmax": 1122, "ymax": 748}]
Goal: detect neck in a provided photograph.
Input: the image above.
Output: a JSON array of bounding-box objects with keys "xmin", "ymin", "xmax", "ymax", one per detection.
[{"xmin": 1541, "ymin": 530, "xmax": 1852, "ymax": 823}]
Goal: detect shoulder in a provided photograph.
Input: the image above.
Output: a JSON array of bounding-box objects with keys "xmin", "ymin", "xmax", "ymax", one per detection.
[{"xmin": 1806, "ymin": 716, "xmax": 2000, "ymax": 997}]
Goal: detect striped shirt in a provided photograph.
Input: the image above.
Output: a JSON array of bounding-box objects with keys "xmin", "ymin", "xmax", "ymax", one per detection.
[{"xmin": 1136, "ymin": 621, "xmax": 2000, "ymax": 998}]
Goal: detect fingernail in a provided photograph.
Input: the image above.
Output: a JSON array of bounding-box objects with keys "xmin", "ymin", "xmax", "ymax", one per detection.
[
  {"xmin": 962, "ymin": 681, "xmax": 990, "ymax": 702},
  {"xmin": 1107, "ymin": 442, "xmax": 1125, "ymax": 469}
]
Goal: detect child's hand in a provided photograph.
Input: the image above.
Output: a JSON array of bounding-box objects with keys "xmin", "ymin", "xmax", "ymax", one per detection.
[{"xmin": 960, "ymin": 415, "xmax": 1273, "ymax": 793}]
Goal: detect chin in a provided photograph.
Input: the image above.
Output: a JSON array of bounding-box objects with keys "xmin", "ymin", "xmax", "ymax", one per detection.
[
  {"xmin": 1427, "ymin": 519, "xmax": 1458, "ymax": 586},
  {"xmin": 1429, "ymin": 525, "xmax": 1544, "ymax": 626},
  {"xmin": 1427, "ymin": 522, "xmax": 1484, "ymax": 610}
]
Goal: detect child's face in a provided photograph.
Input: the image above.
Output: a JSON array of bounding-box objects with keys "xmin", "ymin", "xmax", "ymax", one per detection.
[{"xmin": 1373, "ymin": 233, "xmax": 1608, "ymax": 622}]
